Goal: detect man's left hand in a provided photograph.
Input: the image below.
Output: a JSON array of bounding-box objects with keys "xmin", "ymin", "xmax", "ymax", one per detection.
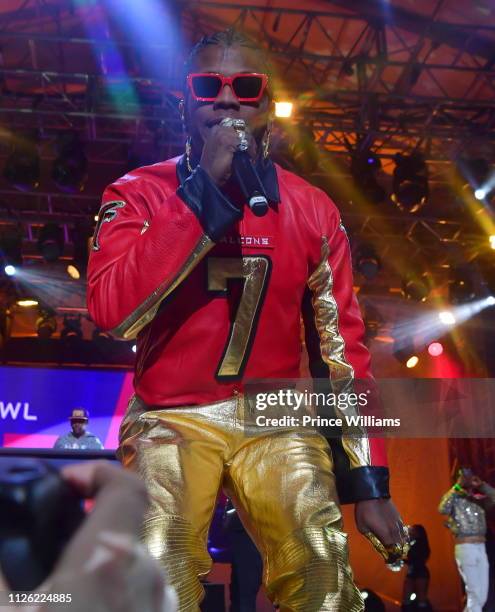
[{"xmin": 354, "ymin": 498, "xmax": 409, "ymax": 563}]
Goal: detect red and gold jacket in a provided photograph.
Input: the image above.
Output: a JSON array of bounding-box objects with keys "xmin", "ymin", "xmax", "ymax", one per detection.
[{"xmin": 87, "ymin": 155, "xmax": 389, "ymax": 503}]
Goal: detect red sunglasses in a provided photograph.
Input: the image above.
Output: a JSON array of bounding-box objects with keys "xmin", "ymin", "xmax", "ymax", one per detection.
[{"xmin": 186, "ymin": 72, "xmax": 269, "ymax": 102}]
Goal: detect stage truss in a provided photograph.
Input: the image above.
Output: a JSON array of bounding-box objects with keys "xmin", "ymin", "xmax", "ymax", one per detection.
[{"xmin": 0, "ymin": 0, "xmax": 494, "ymax": 309}]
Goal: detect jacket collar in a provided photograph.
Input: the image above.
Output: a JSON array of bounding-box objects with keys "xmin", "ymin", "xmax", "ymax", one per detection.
[{"xmin": 176, "ymin": 153, "xmax": 280, "ymax": 205}]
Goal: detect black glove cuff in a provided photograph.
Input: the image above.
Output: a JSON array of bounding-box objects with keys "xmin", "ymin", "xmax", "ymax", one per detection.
[
  {"xmin": 337, "ymin": 466, "xmax": 390, "ymax": 504},
  {"xmin": 177, "ymin": 165, "xmax": 241, "ymax": 241}
]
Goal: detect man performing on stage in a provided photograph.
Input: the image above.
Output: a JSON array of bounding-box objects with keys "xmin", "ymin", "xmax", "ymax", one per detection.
[{"xmin": 88, "ymin": 29, "xmax": 407, "ymax": 612}]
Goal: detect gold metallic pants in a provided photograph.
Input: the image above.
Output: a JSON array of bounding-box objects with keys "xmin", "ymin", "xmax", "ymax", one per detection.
[{"xmin": 118, "ymin": 394, "xmax": 363, "ymax": 612}]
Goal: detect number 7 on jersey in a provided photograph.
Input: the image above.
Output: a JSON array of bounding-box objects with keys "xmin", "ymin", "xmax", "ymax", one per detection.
[{"xmin": 207, "ymin": 256, "xmax": 272, "ymax": 379}]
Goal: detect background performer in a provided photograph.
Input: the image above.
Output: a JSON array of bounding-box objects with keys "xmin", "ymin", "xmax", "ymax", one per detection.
[{"xmin": 439, "ymin": 467, "xmax": 495, "ymax": 612}]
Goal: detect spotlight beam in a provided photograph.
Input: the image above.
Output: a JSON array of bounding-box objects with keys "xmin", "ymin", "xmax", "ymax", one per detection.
[
  {"xmin": 393, "ymin": 297, "xmax": 495, "ymax": 353},
  {"xmin": 474, "ymin": 171, "xmax": 495, "ymax": 200},
  {"xmin": 6, "ymin": 268, "xmax": 87, "ymax": 312}
]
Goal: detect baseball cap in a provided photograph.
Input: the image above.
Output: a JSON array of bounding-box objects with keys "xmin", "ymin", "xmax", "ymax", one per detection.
[{"xmin": 69, "ymin": 408, "xmax": 89, "ymax": 422}]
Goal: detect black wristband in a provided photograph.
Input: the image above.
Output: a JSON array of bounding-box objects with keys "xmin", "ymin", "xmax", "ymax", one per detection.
[{"xmin": 336, "ymin": 466, "xmax": 390, "ymax": 504}]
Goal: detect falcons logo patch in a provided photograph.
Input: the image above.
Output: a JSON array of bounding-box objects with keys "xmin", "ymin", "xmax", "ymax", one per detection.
[{"xmin": 91, "ymin": 200, "xmax": 126, "ymax": 251}]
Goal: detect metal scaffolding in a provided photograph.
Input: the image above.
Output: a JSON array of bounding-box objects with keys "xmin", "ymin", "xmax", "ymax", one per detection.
[{"xmin": 0, "ymin": 0, "xmax": 494, "ymax": 280}]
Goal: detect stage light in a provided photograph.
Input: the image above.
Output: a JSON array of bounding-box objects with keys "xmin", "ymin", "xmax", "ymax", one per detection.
[
  {"xmin": 350, "ymin": 150, "xmax": 386, "ymax": 204},
  {"xmin": 67, "ymin": 224, "xmax": 91, "ymax": 280},
  {"xmin": 355, "ymin": 244, "xmax": 381, "ymax": 280},
  {"xmin": 360, "ymin": 588, "xmax": 385, "ymax": 611},
  {"xmin": 338, "ymin": 56, "xmax": 355, "ymax": 77},
  {"xmin": 3, "ymin": 131, "xmax": 40, "ymax": 191},
  {"xmin": 275, "ymin": 101, "xmax": 293, "ymax": 118},
  {"xmin": 488, "ymin": 296, "xmax": 495, "ymax": 306},
  {"xmin": 406, "ymin": 356, "xmax": 419, "ymax": 368},
  {"xmin": 439, "ymin": 310, "xmax": 456, "ymax": 325},
  {"xmin": 392, "ymin": 152, "xmax": 428, "ymax": 213},
  {"xmin": 37, "ymin": 224, "xmax": 64, "ymax": 262},
  {"xmin": 132, "ymin": 344, "xmax": 137, "ymax": 353},
  {"xmin": 459, "ymin": 157, "xmax": 494, "ymax": 201},
  {"xmin": 394, "ymin": 297, "xmax": 493, "ymax": 353},
  {"xmin": 402, "ymin": 274, "xmax": 429, "ymax": 301},
  {"xmin": 61, "ymin": 314, "xmax": 83, "ymax": 340},
  {"xmin": 0, "ymin": 226, "xmax": 23, "ymax": 273},
  {"xmin": 92, "ymin": 328, "xmax": 113, "ymax": 354},
  {"xmin": 92, "ymin": 329, "xmax": 112, "ymax": 342},
  {"xmin": 13, "ymin": 282, "xmax": 38, "ymax": 309},
  {"xmin": 428, "ymin": 342, "xmax": 443, "ymax": 356},
  {"xmin": 362, "ymin": 302, "xmax": 384, "ymax": 341},
  {"xmin": 489, "ymin": 235, "xmax": 495, "ymax": 249},
  {"xmin": 450, "ymin": 265, "xmax": 477, "ymax": 304},
  {"xmin": 393, "ymin": 339, "xmax": 418, "ymax": 367},
  {"xmin": 52, "ymin": 132, "xmax": 88, "ymax": 193},
  {"xmin": 16, "ymin": 299, "xmax": 38, "ymax": 308},
  {"xmin": 36, "ymin": 308, "xmax": 57, "ymax": 339},
  {"xmin": 67, "ymin": 265, "xmax": 80, "ymax": 280},
  {"xmin": 409, "ymin": 593, "xmax": 417, "ymax": 601}
]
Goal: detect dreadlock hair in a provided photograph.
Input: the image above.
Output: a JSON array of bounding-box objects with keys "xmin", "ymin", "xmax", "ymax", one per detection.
[{"xmin": 183, "ymin": 28, "xmax": 271, "ymax": 92}]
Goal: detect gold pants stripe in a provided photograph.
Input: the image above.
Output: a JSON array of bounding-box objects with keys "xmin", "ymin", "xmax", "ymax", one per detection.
[{"xmin": 118, "ymin": 395, "xmax": 363, "ymax": 612}]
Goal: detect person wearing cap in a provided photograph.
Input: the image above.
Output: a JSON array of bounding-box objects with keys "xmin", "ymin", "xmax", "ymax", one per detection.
[{"xmin": 54, "ymin": 408, "xmax": 104, "ymax": 450}]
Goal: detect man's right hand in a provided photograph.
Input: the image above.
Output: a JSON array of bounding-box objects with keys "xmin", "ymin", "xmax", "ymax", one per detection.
[{"xmin": 200, "ymin": 123, "xmax": 256, "ymax": 186}]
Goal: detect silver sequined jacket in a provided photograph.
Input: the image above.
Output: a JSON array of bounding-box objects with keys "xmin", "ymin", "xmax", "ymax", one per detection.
[{"xmin": 438, "ymin": 483, "xmax": 495, "ymax": 538}]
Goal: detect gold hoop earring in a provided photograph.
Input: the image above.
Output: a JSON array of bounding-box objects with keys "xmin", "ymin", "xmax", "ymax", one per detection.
[
  {"xmin": 185, "ymin": 136, "xmax": 193, "ymax": 173},
  {"xmin": 262, "ymin": 122, "xmax": 272, "ymax": 159}
]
